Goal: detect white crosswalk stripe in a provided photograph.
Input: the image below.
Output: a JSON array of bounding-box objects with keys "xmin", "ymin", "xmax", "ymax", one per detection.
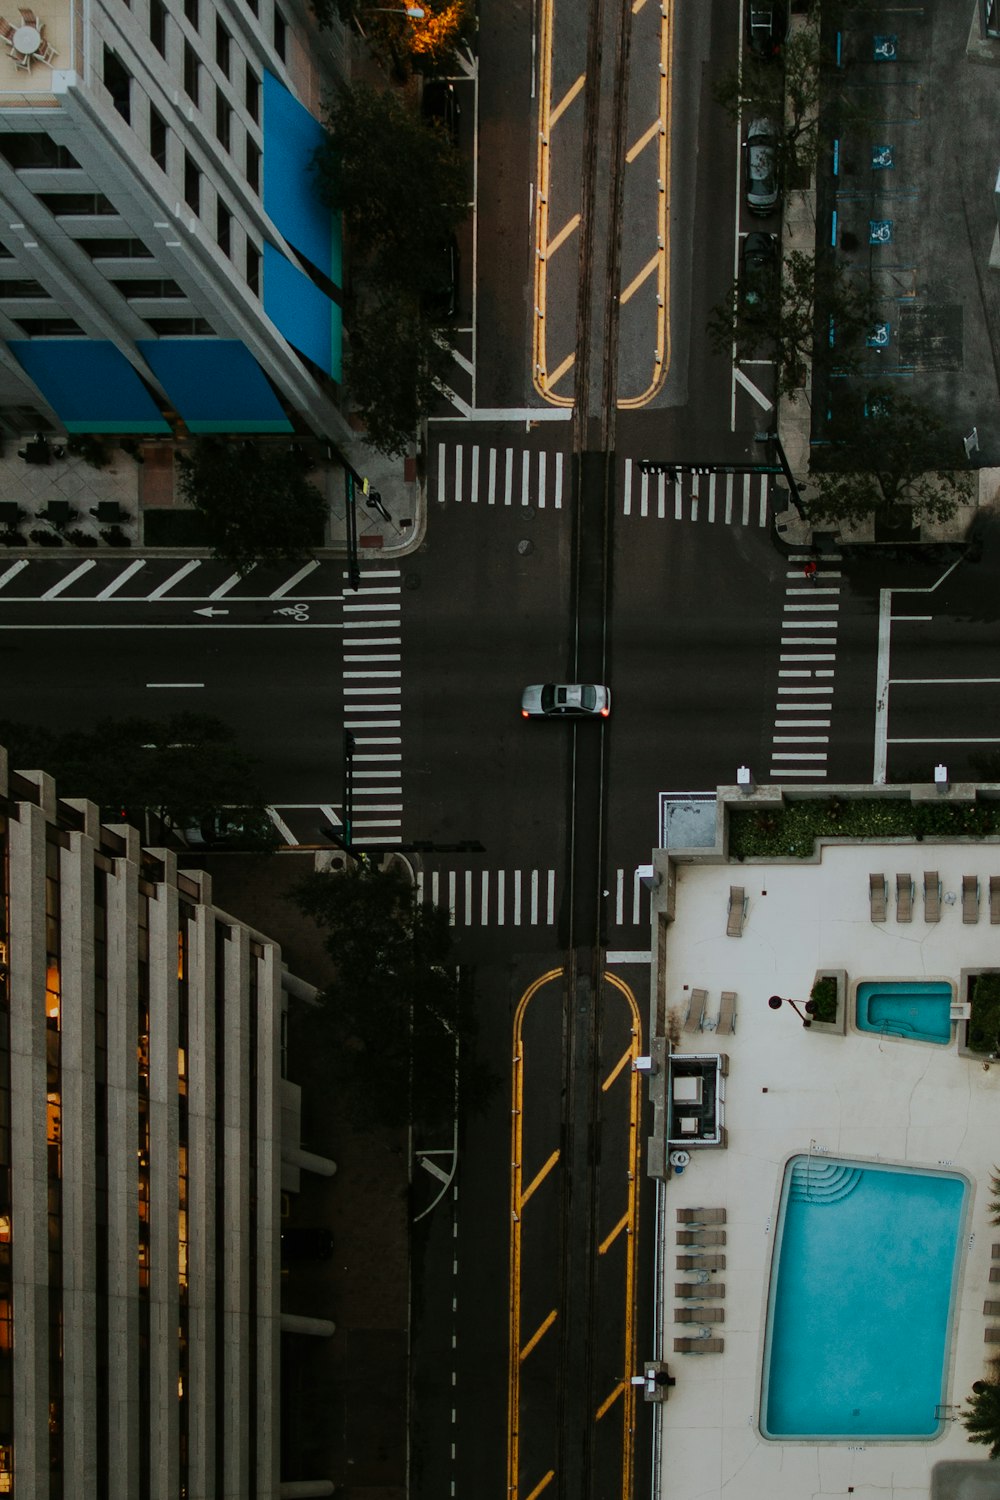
[
  {"xmin": 613, "ymin": 868, "xmax": 652, "ymax": 927},
  {"xmin": 416, "ymin": 867, "xmax": 557, "ymax": 927},
  {"xmin": 435, "ymin": 442, "xmax": 566, "ymax": 508},
  {"xmin": 768, "ymin": 555, "xmax": 843, "ymax": 780},
  {"xmin": 342, "ymin": 569, "xmax": 403, "ymax": 843},
  {"xmin": 621, "ymin": 460, "xmax": 772, "ymax": 527}
]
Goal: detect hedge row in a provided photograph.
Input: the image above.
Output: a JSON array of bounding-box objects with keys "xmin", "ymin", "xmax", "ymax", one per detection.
[{"xmin": 729, "ymin": 798, "xmax": 1000, "ymax": 860}]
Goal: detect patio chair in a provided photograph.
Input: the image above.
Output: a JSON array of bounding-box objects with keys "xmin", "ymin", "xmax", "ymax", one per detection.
[
  {"xmin": 963, "ymin": 876, "xmax": 980, "ymax": 924},
  {"xmin": 676, "ymin": 1254, "xmax": 726, "ymax": 1271},
  {"xmin": 675, "ymin": 1306, "xmax": 724, "ymax": 1323},
  {"xmin": 18, "ymin": 6, "xmax": 37, "ymax": 23},
  {"xmin": 895, "ymin": 874, "xmax": 914, "ymax": 922},
  {"xmin": 0, "ymin": 18, "xmax": 14, "ymax": 40},
  {"xmin": 923, "ymin": 871, "xmax": 941, "ymax": 922},
  {"xmin": 677, "ymin": 1207, "xmax": 726, "ymax": 1225},
  {"xmin": 683, "ymin": 988, "xmax": 707, "ymax": 1033},
  {"xmin": 869, "ymin": 873, "xmax": 887, "ymax": 922},
  {"xmin": 716, "ymin": 990, "xmax": 737, "ymax": 1035},
  {"xmin": 726, "ymin": 886, "xmax": 747, "ymax": 937},
  {"xmin": 677, "ymin": 1229, "xmax": 726, "ymax": 1247},
  {"xmin": 674, "ymin": 1282, "xmax": 724, "ymax": 1300},
  {"xmin": 983, "ymin": 1301, "xmax": 1000, "ymax": 1315},
  {"xmin": 991, "ymin": 876, "xmax": 1000, "ymax": 924},
  {"xmin": 674, "ymin": 1337, "xmax": 724, "ymax": 1353}
]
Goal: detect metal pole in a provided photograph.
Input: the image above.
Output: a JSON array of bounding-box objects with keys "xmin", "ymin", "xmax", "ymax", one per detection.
[
  {"xmin": 755, "ymin": 431, "xmax": 808, "ymax": 516},
  {"xmin": 343, "ymin": 730, "xmax": 355, "ymax": 849},
  {"xmin": 345, "ymin": 471, "xmax": 361, "ymax": 592}
]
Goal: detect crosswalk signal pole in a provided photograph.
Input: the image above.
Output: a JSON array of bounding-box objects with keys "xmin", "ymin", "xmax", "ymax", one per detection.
[
  {"xmin": 343, "ymin": 730, "xmax": 355, "ymax": 850},
  {"xmin": 754, "ymin": 430, "xmax": 807, "ymax": 517},
  {"xmin": 345, "ymin": 472, "xmax": 361, "ymax": 592}
]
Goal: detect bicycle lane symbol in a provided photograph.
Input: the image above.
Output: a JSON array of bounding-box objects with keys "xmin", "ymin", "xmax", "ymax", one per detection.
[{"xmin": 273, "ymin": 603, "xmax": 310, "ymax": 622}]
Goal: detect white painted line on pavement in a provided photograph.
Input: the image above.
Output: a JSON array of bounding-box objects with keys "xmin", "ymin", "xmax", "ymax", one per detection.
[
  {"xmin": 606, "ymin": 950, "xmax": 652, "ymax": 965},
  {"xmin": 455, "ymin": 444, "xmax": 463, "ymax": 501},
  {"xmin": 343, "ymin": 670, "xmax": 401, "ymax": 679},
  {"xmin": 437, "ymin": 443, "xmax": 446, "ymax": 503},
  {"xmin": 725, "ymin": 472, "xmax": 733, "ymax": 524},
  {"xmin": 780, "ymin": 653, "xmax": 835, "ymax": 661},
  {"xmin": 209, "ymin": 572, "xmax": 243, "ymax": 599},
  {"xmin": 890, "ymin": 676, "xmax": 1000, "ymax": 685},
  {"xmin": 513, "ymin": 870, "xmax": 522, "ymax": 924},
  {"xmin": 892, "ymin": 614, "xmax": 932, "ymax": 622},
  {"xmin": 521, "ymin": 449, "xmax": 530, "ymax": 504},
  {"xmin": 741, "ymin": 473, "xmax": 750, "ymax": 525},
  {"xmin": 774, "ymin": 735, "xmax": 829, "ymax": 744},
  {"xmin": 770, "ymin": 768, "xmax": 826, "ymax": 777},
  {"xmin": 0, "ymin": 560, "xmax": 27, "ymax": 591},
  {"xmin": 266, "ymin": 807, "xmax": 297, "ymax": 843},
  {"xmin": 43, "ymin": 560, "xmax": 96, "ymax": 599},
  {"xmin": 271, "ymin": 560, "xmax": 320, "ymax": 597},
  {"xmin": 149, "ymin": 560, "xmax": 201, "ymax": 598},
  {"xmin": 623, "ymin": 458, "xmax": 633, "ymax": 516},
  {"xmin": 344, "ymin": 719, "xmax": 402, "ymax": 728},
  {"xmin": 464, "ymin": 870, "xmax": 472, "ymax": 924},
  {"xmin": 98, "ymin": 560, "xmax": 146, "ymax": 599},
  {"xmin": 488, "ymin": 447, "xmax": 497, "ymax": 504},
  {"xmin": 776, "ymin": 720, "xmax": 830, "ymax": 728},
  {"xmin": 345, "ymin": 654, "xmax": 400, "ymax": 663},
  {"xmin": 555, "ymin": 452, "xmax": 564, "ymax": 508},
  {"xmin": 481, "ymin": 871, "xmax": 489, "ymax": 924},
  {"xmin": 547, "ymin": 870, "xmax": 555, "ymax": 924},
  {"xmin": 470, "ymin": 444, "xmax": 479, "ymax": 502},
  {"xmin": 505, "ymin": 448, "xmax": 513, "ymax": 505},
  {"xmin": 771, "ymin": 751, "xmax": 827, "ymax": 760},
  {"xmin": 734, "ymin": 365, "xmax": 773, "ymax": 410},
  {"xmin": 889, "ymin": 736, "xmax": 1000, "ymax": 744},
  {"xmin": 640, "ymin": 467, "xmax": 649, "ymax": 517},
  {"xmin": 538, "ymin": 450, "xmax": 547, "ymax": 508},
  {"xmin": 657, "ymin": 471, "xmax": 665, "ymax": 518},
  {"xmin": 759, "ymin": 474, "xmax": 768, "ymax": 526},
  {"xmin": 616, "ymin": 868, "xmax": 624, "ymax": 924},
  {"xmin": 632, "ymin": 868, "xmax": 642, "ymax": 924},
  {"xmin": 497, "ymin": 869, "xmax": 505, "ymax": 925},
  {"xmin": 707, "ymin": 472, "xmax": 716, "ymax": 524},
  {"xmin": 872, "ymin": 586, "xmax": 891, "ymax": 784},
  {"xmin": 530, "ymin": 870, "xmax": 539, "ymax": 925},
  {"xmin": 319, "ymin": 805, "xmax": 342, "ymax": 826},
  {"xmin": 146, "ymin": 682, "xmax": 204, "ymax": 688}
]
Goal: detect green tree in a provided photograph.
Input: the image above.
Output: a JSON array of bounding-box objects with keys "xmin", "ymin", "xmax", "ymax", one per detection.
[
  {"xmin": 346, "ymin": 285, "xmax": 455, "ymax": 457},
  {"xmin": 0, "ymin": 714, "xmax": 277, "ymax": 846},
  {"xmin": 291, "ymin": 861, "xmax": 496, "ymax": 1131},
  {"xmin": 714, "ymin": 20, "xmax": 822, "ymax": 176},
  {"xmin": 176, "ymin": 439, "xmax": 327, "ymax": 572},
  {"xmin": 309, "ymin": 0, "xmax": 470, "ymax": 78},
  {"xmin": 806, "ymin": 389, "xmax": 973, "ymax": 528},
  {"xmin": 708, "ymin": 250, "xmax": 876, "ymax": 398},
  {"xmin": 962, "ymin": 1374, "xmax": 1000, "ymax": 1457}
]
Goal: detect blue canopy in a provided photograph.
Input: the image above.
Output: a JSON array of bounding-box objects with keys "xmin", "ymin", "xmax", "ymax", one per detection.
[
  {"xmin": 137, "ymin": 339, "xmax": 293, "ymax": 432},
  {"xmin": 8, "ymin": 340, "xmax": 171, "ymax": 433},
  {"xmin": 263, "ymin": 244, "xmax": 342, "ymax": 380},
  {"xmin": 263, "ymin": 71, "xmax": 342, "ymax": 284}
]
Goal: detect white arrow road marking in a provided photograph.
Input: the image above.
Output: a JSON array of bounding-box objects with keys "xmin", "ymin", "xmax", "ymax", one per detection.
[{"xmin": 193, "ymin": 607, "xmax": 230, "ymax": 618}]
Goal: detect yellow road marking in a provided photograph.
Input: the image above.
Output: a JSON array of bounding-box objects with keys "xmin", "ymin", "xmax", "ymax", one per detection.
[
  {"xmin": 602, "ymin": 1044, "xmax": 633, "ymax": 1093},
  {"xmin": 596, "ymin": 1380, "xmax": 625, "ymax": 1421},
  {"xmin": 545, "ymin": 212, "xmax": 581, "ymax": 259},
  {"xmin": 620, "ymin": 254, "xmax": 658, "ymax": 306},
  {"xmin": 520, "ymin": 1148, "xmax": 560, "ymax": 1209},
  {"xmin": 549, "ymin": 73, "xmax": 585, "ymax": 128},
  {"xmin": 631, "ymin": 0, "xmax": 648, "ymax": 11},
  {"xmin": 520, "ymin": 1308, "xmax": 557, "ymax": 1363},
  {"xmin": 531, "ymin": 0, "xmax": 572, "ymax": 405},
  {"xmin": 599, "ymin": 1211, "xmax": 629, "ymax": 1256},
  {"xmin": 524, "ymin": 1471, "xmax": 555, "ymax": 1500},
  {"xmin": 625, "ymin": 117, "xmax": 661, "ymax": 165},
  {"xmin": 546, "ymin": 351, "xmax": 576, "ymax": 389}
]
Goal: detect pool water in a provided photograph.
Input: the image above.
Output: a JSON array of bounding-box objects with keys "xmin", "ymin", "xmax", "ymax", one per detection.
[
  {"xmin": 760, "ymin": 1156, "xmax": 967, "ymax": 1440},
  {"xmin": 855, "ymin": 980, "xmax": 954, "ymax": 1045}
]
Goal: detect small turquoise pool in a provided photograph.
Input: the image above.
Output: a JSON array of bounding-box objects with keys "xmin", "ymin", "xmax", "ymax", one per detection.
[
  {"xmin": 855, "ymin": 980, "xmax": 954, "ymax": 1045},
  {"xmin": 760, "ymin": 1157, "xmax": 967, "ymax": 1440}
]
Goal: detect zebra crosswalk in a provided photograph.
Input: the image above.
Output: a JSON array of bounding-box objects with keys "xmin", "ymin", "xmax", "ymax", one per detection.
[
  {"xmin": 434, "ymin": 441, "xmax": 566, "ymax": 508},
  {"xmin": 415, "ymin": 866, "xmax": 651, "ymax": 929},
  {"xmin": 342, "ymin": 568, "xmax": 403, "ymax": 844},
  {"xmin": 768, "ymin": 552, "xmax": 842, "ymax": 780},
  {"xmin": 622, "ymin": 460, "xmax": 773, "ymax": 526}
]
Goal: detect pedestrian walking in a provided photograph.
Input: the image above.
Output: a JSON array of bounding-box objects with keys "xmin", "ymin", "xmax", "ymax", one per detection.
[{"xmin": 803, "ymin": 560, "xmax": 818, "ymax": 585}]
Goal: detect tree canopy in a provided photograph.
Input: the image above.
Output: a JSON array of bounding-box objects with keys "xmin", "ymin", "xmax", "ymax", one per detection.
[
  {"xmin": 962, "ymin": 1374, "xmax": 1000, "ymax": 1458},
  {"xmin": 290, "ymin": 861, "xmax": 496, "ymax": 1131},
  {"xmin": 309, "ymin": 0, "xmax": 470, "ymax": 76},
  {"xmin": 176, "ymin": 438, "xmax": 327, "ymax": 573}
]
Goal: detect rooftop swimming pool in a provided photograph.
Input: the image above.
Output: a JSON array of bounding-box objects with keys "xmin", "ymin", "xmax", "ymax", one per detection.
[
  {"xmin": 855, "ymin": 980, "xmax": 954, "ymax": 1046},
  {"xmin": 760, "ymin": 1157, "xmax": 967, "ymax": 1441}
]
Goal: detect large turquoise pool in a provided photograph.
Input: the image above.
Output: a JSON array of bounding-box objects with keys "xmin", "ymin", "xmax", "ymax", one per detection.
[
  {"xmin": 760, "ymin": 1157, "xmax": 967, "ymax": 1440},
  {"xmin": 855, "ymin": 980, "xmax": 954, "ymax": 1045}
]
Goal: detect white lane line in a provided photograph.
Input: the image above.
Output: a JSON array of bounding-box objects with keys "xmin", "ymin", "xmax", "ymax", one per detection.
[
  {"xmin": 770, "ymin": 767, "xmax": 827, "ymax": 777},
  {"xmin": 674, "ymin": 475, "xmax": 682, "ymax": 520},
  {"xmin": 513, "ymin": 869, "xmax": 522, "ymax": 925},
  {"xmin": 455, "ymin": 445, "xmax": 464, "ymax": 502},
  {"xmin": 546, "ymin": 870, "xmax": 555, "ymax": 924},
  {"xmin": 691, "ymin": 473, "xmax": 699, "ymax": 523},
  {"xmin": 530, "ymin": 870, "xmax": 539, "ymax": 925},
  {"xmin": 464, "ymin": 870, "xmax": 473, "ymax": 924},
  {"xmin": 417, "ymin": 871, "xmax": 425, "ymax": 904},
  {"xmin": 771, "ymin": 751, "xmax": 828, "ymax": 760},
  {"xmin": 271, "ymin": 560, "xmax": 320, "ymax": 598},
  {"xmin": 148, "ymin": 561, "xmax": 202, "ymax": 599},
  {"xmin": 521, "ymin": 449, "xmax": 530, "ymax": 504},
  {"xmin": 344, "ymin": 719, "xmax": 402, "ymax": 728},
  {"xmin": 657, "ymin": 471, "xmax": 665, "ymax": 519},
  {"xmin": 640, "ymin": 468, "xmax": 649, "ymax": 517},
  {"xmin": 266, "ymin": 807, "xmax": 298, "ymax": 843},
  {"xmin": 43, "ymin": 560, "xmax": 96, "ymax": 599},
  {"xmin": 707, "ymin": 472, "xmax": 716, "ymax": 524},
  {"xmin": 488, "ymin": 447, "xmax": 497, "ymax": 504},
  {"xmin": 497, "ymin": 869, "xmax": 505, "ymax": 925},
  {"xmin": 448, "ymin": 871, "xmax": 457, "ymax": 924},
  {"xmin": 505, "ymin": 448, "xmax": 514, "ymax": 505},
  {"xmin": 734, "ymin": 365, "xmax": 773, "ymax": 410},
  {"xmin": 741, "ymin": 474, "xmax": 750, "ymax": 525},
  {"xmin": 345, "ymin": 654, "xmax": 400, "ymax": 664},
  {"xmin": 607, "ymin": 950, "xmax": 652, "ymax": 965},
  {"xmin": 538, "ymin": 450, "xmax": 547, "ymax": 509},
  {"xmin": 776, "ymin": 719, "xmax": 830, "ymax": 728},
  {"xmin": 785, "ymin": 602, "xmax": 840, "ymax": 612},
  {"xmin": 0, "ymin": 560, "xmax": 28, "ymax": 591},
  {"xmin": 431, "ymin": 871, "xmax": 439, "ymax": 906},
  {"xmin": 773, "ymin": 735, "xmax": 830, "ymax": 744},
  {"xmin": 437, "ymin": 442, "xmax": 446, "ymax": 503},
  {"xmin": 209, "ymin": 572, "xmax": 243, "ymax": 599},
  {"xmin": 344, "ymin": 636, "xmax": 401, "ymax": 646},
  {"xmin": 780, "ymin": 653, "xmax": 835, "ymax": 661},
  {"xmin": 481, "ymin": 870, "xmax": 489, "ymax": 924},
  {"xmin": 470, "ymin": 445, "xmax": 480, "ymax": 503},
  {"xmin": 616, "ymin": 868, "xmax": 625, "ymax": 924},
  {"xmin": 146, "ymin": 681, "xmax": 204, "ymax": 688},
  {"xmin": 725, "ymin": 472, "xmax": 733, "ymax": 524},
  {"xmin": 624, "ymin": 458, "xmax": 633, "ymax": 516},
  {"xmin": 97, "ymin": 560, "xmax": 147, "ymax": 599},
  {"xmin": 632, "ymin": 868, "xmax": 642, "ymax": 923},
  {"xmin": 343, "ymin": 602, "xmax": 402, "ymax": 612},
  {"xmin": 778, "ymin": 686, "xmax": 834, "ymax": 695},
  {"xmin": 554, "ymin": 452, "xmax": 564, "ymax": 508},
  {"xmin": 759, "ymin": 474, "xmax": 768, "ymax": 526}
]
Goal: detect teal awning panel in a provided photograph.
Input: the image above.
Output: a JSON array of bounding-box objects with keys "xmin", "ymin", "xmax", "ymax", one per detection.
[
  {"xmin": 7, "ymin": 339, "xmax": 170, "ymax": 433},
  {"xmin": 263, "ymin": 70, "xmax": 342, "ymax": 285},
  {"xmin": 136, "ymin": 340, "xmax": 293, "ymax": 433},
  {"xmin": 263, "ymin": 244, "xmax": 342, "ymax": 381}
]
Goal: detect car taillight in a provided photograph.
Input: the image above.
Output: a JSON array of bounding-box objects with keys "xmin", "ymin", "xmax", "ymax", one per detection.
[
  {"xmin": 600, "ymin": 706, "xmax": 610, "ymax": 717},
  {"xmin": 521, "ymin": 709, "xmax": 530, "ymax": 718}
]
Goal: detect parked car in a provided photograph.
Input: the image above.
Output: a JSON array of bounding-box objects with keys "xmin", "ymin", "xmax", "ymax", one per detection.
[
  {"xmin": 745, "ymin": 120, "xmax": 779, "ymax": 216},
  {"xmin": 521, "ymin": 684, "xmax": 611, "ymax": 719},
  {"xmin": 740, "ymin": 231, "xmax": 777, "ymax": 308},
  {"xmin": 746, "ymin": 1, "xmax": 787, "ymax": 59},
  {"xmin": 281, "ymin": 1226, "xmax": 335, "ymax": 1262},
  {"xmin": 421, "ymin": 80, "xmax": 460, "ymax": 146},
  {"xmin": 422, "ymin": 234, "xmax": 459, "ymax": 320}
]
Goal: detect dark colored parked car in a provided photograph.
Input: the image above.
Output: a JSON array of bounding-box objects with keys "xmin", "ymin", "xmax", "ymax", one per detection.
[
  {"xmin": 422, "ymin": 235, "xmax": 459, "ymax": 320},
  {"xmin": 281, "ymin": 1226, "xmax": 335, "ymax": 1262},
  {"xmin": 740, "ymin": 231, "xmax": 777, "ymax": 308},
  {"xmin": 746, "ymin": 1, "xmax": 787, "ymax": 59},
  {"xmin": 421, "ymin": 80, "xmax": 460, "ymax": 145}
]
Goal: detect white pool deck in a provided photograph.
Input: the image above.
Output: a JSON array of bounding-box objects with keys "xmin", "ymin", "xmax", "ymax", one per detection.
[{"xmin": 651, "ymin": 838, "xmax": 1000, "ymax": 1500}]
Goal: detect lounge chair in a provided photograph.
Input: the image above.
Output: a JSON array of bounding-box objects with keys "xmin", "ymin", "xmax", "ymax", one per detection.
[
  {"xmin": 675, "ymin": 1306, "xmax": 724, "ymax": 1323},
  {"xmin": 683, "ymin": 988, "xmax": 707, "ymax": 1033},
  {"xmin": 991, "ymin": 876, "xmax": 1000, "ymax": 924},
  {"xmin": 985, "ymin": 1327, "xmax": 1000, "ymax": 1344},
  {"xmin": 726, "ymin": 886, "xmax": 747, "ymax": 937},
  {"xmin": 963, "ymin": 876, "xmax": 980, "ymax": 924},
  {"xmin": 869, "ymin": 873, "xmax": 887, "ymax": 922},
  {"xmin": 923, "ymin": 871, "xmax": 941, "ymax": 923},
  {"xmin": 895, "ymin": 874, "xmax": 913, "ymax": 922},
  {"xmin": 677, "ymin": 1207, "xmax": 726, "ymax": 1225},
  {"xmin": 676, "ymin": 1254, "xmax": 726, "ymax": 1271},
  {"xmin": 717, "ymin": 990, "xmax": 736, "ymax": 1035},
  {"xmin": 674, "ymin": 1282, "xmax": 724, "ymax": 1300},
  {"xmin": 674, "ymin": 1336, "xmax": 724, "ymax": 1353},
  {"xmin": 984, "ymin": 1300, "xmax": 1000, "ymax": 1315},
  {"xmin": 677, "ymin": 1229, "xmax": 726, "ymax": 1247}
]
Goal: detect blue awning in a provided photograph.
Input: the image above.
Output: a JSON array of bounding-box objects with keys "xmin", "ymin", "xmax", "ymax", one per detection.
[
  {"xmin": 136, "ymin": 340, "xmax": 293, "ymax": 433},
  {"xmin": 263, "ymin": 244, "xmax": 342, "ymax": 381},
  {"xmin": 263, "ymin": 70, "xmax": 342, "ymax": 284},
  {"xmin": 7, "ymin": 340, "xmax": 171, "ymax": 433}
]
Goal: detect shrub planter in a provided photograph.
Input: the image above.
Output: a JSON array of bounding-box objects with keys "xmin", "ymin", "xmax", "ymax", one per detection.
[
  {"xmin": 809, "ymin": 969, "xmax": 847, "ymax": 1035},
  {"xmin": 959, "ymin": 968, "xmax": 1000, "ymax": 1059}
]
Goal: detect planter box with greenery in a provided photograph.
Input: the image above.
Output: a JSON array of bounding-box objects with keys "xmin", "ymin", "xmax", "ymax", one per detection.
[
  {"xmin": 809, "ymin": 969, "xmax": 847, "ymax": 1034},
  {"xmin": 960, "ymin": 970, "xmax": 1000, "ymax": 1058}
]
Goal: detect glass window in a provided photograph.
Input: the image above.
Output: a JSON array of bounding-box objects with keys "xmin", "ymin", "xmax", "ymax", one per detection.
[
  {"xmin": 183, "ymin": 0, "xmax": 198, "ymax": 28},
  {"xmin": 103, "ymin": 48, "xmax": 132, "ymax": 125},
  {"xmin": 14, "ymin": 317, "xmax": 83, "ymax": 336},
  {"xmin": 0, "ymin": 279, "xmax": 45, "ymax": 297},
  {"xmin": 149, "ymin": 106, "xmax": 167, "ymax": 171},
  {"xmin": 183, "ymin": 153, "xmax": 200, "ymax": 213},
  {"xmin": 39, "ymin": 192, "xmax": 117, "ymax": 216},
  {"xmin": 183, "ymin": 41, "xmax": 199, "ymax": 106},
  {"xmin": 149, "ymin": 0, "xmax": 166, "ymax": 56},
  {"xmin": 245, "ymin": 67, "xmax": 260, "ymax": 123},
  {"xmin": 0, "ymin": 135, "xmax": 80, "ymax": 170},
  {"xmin": 246, "ymin": 243, "xmax": 260, "ymax": 296},
  {"xmin": 215, "ymin": 18, "xmax": 230, "ymax": 75},
  {"xmin": 77, "ymin": 237, "xmax": 153, "ymax": 259},
  {"xmin": 215, "ymin": 92, "xmax": 231, "ymax": 153},
  {"xmin": 273, "ymin": 8, "xmax": 286, "ymax": 59},
  {"xmin": 246, "ymin": 139, "xmax": 260, "ymax": 193},
  {"xmin": 112, "ymin": 278, "xmax": 184, "ymax": 299},
  {"xmin": 216, "ymin": 201, "xmax": 231, "ymax": 257},
  {"xmin": 146, "ymin": 316, "xmax": 213, "ymax": 335}
]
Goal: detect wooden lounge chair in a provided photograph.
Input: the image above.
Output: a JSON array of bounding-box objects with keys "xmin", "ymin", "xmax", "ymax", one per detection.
[
  {"xmin": 683, "ymin": 988, "xmax": 707, "ymax": 1033},
  {"xmin": 676, "ymin": 1254, "xmax": 726, "ymax": 1271},
  {"xmin": 675, "ymin": 1306, "xmax": 724, "ymax": 1323},
  {"xmin": 717, "ymin": 990, "xmax": 736, "ymax": 1035},
  {"xmin": 674, "ymin": 1336, "xmax": 724, "ymax": 1353},
  {"xmin": 677, "ymin": 1229, "xmax": 726, "ymax": 1247},
  {"xmin": 869, "ymin": 873, "xmax": 887, "ymax": 922},
  {"xmin": 674, "ymin": 1282, "xmax": 724, "ymax": 1300},
  {"xmin": 726, "ymin": 886, "xmax": 747, "ymax": 937},
  {"xmin": 984, "ymin": 1300, "xmax": 1000, "ymax": 1315},
  {"xmin": 677, "ymin": 1207, "xmax": 726, "ymax": 1225},
  {"xmin": 991, "ymin": 877, "xmax": 1000, "ymax": 925},
  {"xmin": 963, "ymin": 876, "xmax": 980, "ymax": 924},
  {"xmin": 923, "ymin": 871, "xmax": 941, "ymax": 923},
  {"xmin": 895, "ymin": 874, "xmax": 913, "ymax": 922}
]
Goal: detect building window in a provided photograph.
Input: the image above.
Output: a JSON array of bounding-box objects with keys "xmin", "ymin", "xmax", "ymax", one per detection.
[
  {"xmin": 13, "ymin": 318, "xmax": 84, "ymax": 336},
  {"xmin": 245, "ymin": 67, "xmax": 260, "ymax": 123},
  {"xmin": 0, "ymin": 279, "xmax": 46, "ymax": 297},
  {"xmin": 103, "ymin": 47, "xmax": 132, "ymax": 125},
  {"xmin": 183, "ymin": 0, "xmax": 198, "ymax": 28},
  {"xmin": 273, "ymin": 7, "xmax": 286, "ymax": 59},
  {"xmin": 77, "ymin": 237, "xmax": 153, "ymax": 259},
  {"xmin": 245, "ymin": 0, "xmax": 258, "ymax": 17},
  {"xmin": 145, "ymin": 316, "xmax": 213, "ymax": 334},
  {"xmin": 215, "ymin": 18, "xmax": 230, "ymax": 75},
  {"xmin": 39, "ymin": 191, "xmax": 117, "ymax": 215},
  {"xmin": 183, "ymin": 41, "xmax": 199, "ymax": 106},
  {"xmin": 215, "ymin": 92, "xmax": 231, "ymax": 153},
  {"xmin": 246, "ymin": 243, "xmax": 260, "ymax": 296},
  {"xmin": 112, "ymin": 278, "xmax": 184, "ymax": 298},
  {"xmin": 216, "ymin": 201, "xmax": 231, "ymax": 257},
  {"xmin": 149, "ymin": 0, "xmax": 166, "ymax": 56},
  {"xmin": 149, "ymin": 106, "xmax": 167, "ymax": 170},
  {"xmin": 183, "ymin": 153, "xmax": 200, "ymax": 213},
  {"xmin": 246, "ymin": 139, "xmax": 260, "ymax": 194},
  {"xmin": 0, "ymin": 134, "xmax": 80, "ymax": 169}
]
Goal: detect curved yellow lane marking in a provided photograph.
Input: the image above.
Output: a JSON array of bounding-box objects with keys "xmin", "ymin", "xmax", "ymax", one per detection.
[{"xmin": 531, "ymin": 0, "xmax": 574, "ymax": 405}]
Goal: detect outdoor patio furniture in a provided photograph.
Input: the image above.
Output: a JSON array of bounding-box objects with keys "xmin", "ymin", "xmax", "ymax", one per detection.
[
  {"xmin": 91, "ymin": 501, "xmax": 126, "ymax": 524},
  {"xmin": 0, "ymin": 503, "xmax": 25, "ymax": 527},
  {"xmin": 983, "ymin": 1301, "xmax": 1000, "ymax": 1315},
  {"xmin": 991, "ymin": 876, "xmax": 1000, "ymax": 924},
  {"xmin": 677, "ymin": 1229, "xmax": 726, "ymax": 1247},
  {"xmin": 869, "ymin": 873, "xmax": 887, "ymax": 922},
  {"xmin": 39, "ymin": 501, "xmax": 77, "ymax": 528},
  {"xmin": 674, "ymin": 1337, "xmax": 724, "ymax": 1353},
  {"xmin": 924, "ymin": 871, "xmax": 941, "ymax": 922},
  {"xmin": 676, "ymin": 1254, "xmax": 726, "ymax": 1271},
  {"xmin": 895, "ymin": 874, "xmax": 914, "ymax": 922},
  {"xmin": 683, "ymin": 988, "xmax": 707, "ymax": 1033},
  {"xmin": 726, "ymin": 886, "xmax": 747, "ymax": 937},
  {"xmin": 717, "ymin": 990, "xmax": 737, "ymax": 1035},
  {"xmin": 963, "ymin": 876, "xmax": 980, "ymax": 924},
  {"xmin": 17, "ymin": 437, "xmax": 50, "ymax": 464},
  {"xmin": 675, "ymin": 1282, "xmax": 724, "ymax": 1300},
  {"xmin": 675, "ymin": 1306, "xmax": 724, "ymax": 1323},
  {"xmin": 677, "ymin": 1208, "xmax": 726, "ymax": 1225}
]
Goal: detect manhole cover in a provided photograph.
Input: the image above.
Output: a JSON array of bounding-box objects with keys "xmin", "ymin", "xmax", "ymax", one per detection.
[{"xmin": 517, "ymin": 539, "xmax": 534, "ymax": 556}]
